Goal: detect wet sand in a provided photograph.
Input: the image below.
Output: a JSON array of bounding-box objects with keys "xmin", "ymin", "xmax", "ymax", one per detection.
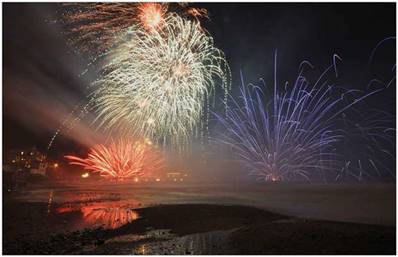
[{"xmin": 3, "ymin": 199, "xmax": 395, "ymax": 254}]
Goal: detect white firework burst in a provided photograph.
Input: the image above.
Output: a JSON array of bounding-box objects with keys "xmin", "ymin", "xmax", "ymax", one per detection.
[{"xmin": 90, "ymin": 14, "xmax": 230, "ymax": 148}]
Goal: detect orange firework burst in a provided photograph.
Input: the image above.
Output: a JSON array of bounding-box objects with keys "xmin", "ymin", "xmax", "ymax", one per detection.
[
  {"xmin": 137, "ymin": 3, "xmax": 167, "ymax": 32},
  {"xmin": 65, "ymin": 139, "xmax": 164, "ymax": 181}
]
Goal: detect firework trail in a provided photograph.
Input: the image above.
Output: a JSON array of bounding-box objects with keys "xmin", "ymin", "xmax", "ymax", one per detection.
[
  {"xmin": 65, "ymin": 138, "xmax": 164, "ymax": 181},
  {"xmin": 215, "ymin": 52, "xmax": 393, "ymax": 182},
  {"xmin": 89, "ymin": 13, "xmax": 230, "ymax": 148},
  {"xmin": 47, "ymin": 101, "xmax": 90, "ymax": 150}
]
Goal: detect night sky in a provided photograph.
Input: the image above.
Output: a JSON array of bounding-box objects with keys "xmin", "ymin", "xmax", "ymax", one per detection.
[{"xmin": 3, "ymin": 3, "xmax": 396, "ymax": 158}]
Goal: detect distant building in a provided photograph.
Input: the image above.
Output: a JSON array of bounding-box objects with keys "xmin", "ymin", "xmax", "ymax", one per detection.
[
  {"xmin": 166, "ymin": 172, "xmax": 188, "ymax": 182},
  {"xmin": 3, "ymin": 164, "xmax": 12, "ymax": 172},
  {"xmin": 30, "ymin": 162, "xmax": 48, "ymax": 176},
  {"xmin": 4, "ymin": 146, "xmax": 48, "ymax": 175}
]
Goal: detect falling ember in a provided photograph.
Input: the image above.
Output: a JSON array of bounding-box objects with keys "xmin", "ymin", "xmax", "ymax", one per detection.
[
  {"xmin": 81, "ymin": 172, "xmax": 89, "ymax": 178},
  {"xmin": 137, "ymin": 3, "xmax": 167, "ymax": 32},
  {"xmin": 65, "ymin": 139, "xmax": 165, "ymax": 181}
]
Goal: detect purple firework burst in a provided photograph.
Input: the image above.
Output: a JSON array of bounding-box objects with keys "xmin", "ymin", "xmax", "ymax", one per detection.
[{"xmin": 215, "ymin": 52, "xmax": 393, "ymax": 182}]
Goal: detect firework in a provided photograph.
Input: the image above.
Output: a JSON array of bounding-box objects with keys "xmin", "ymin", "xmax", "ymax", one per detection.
[
  {"xmin": 215, "ymin": 53, "xmax": 391, "ymax": 182},
  {"xmin": 65, "ymin": 138, "xmax": 164, "ymax": 180},
  {"xmin": 89, "ymin": 13, "xmax": 229, "ymax": 147},
  {"xmin": 55, "ymin": 3, "xmax": 228, "ymax": 149}
]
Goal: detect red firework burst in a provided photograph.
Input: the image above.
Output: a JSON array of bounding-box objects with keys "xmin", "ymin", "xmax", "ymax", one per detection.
[{"xmin": 65, "ymin": 138, "xmax": 164, "ymax": 181}]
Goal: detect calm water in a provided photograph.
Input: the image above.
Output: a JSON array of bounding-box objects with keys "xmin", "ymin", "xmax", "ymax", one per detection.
[{"xmin": 13, "ymin": 181, "xmax": 396, "ymax": 230}]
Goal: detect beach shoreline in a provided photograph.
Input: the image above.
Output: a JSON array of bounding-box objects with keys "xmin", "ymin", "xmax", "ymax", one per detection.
[{"xmin": 3, "ymin": 199, "xmax": 396, "ymax": 254}]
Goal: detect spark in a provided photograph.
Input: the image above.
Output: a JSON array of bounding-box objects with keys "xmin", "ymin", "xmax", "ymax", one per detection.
[{"xmin": 65, "ymin": 138, "xmax": 165, "ymax": 181}]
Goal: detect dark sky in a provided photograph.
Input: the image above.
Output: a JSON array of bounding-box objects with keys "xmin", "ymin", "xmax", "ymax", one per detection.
[{"xmin": 3, "ymin": 3, "xmax": 396, "ymax": 158}]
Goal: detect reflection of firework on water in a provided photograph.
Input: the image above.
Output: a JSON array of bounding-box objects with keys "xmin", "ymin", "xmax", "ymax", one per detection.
[
  {"xmin": 57, "ymin": 201, "xmax": 140, "ymax": 229},
  {"xmin": 90, "ymin": 14, "xmax": 230, "ymax": 147},
  {"xmin": 65, "ymin": 139, "xmax": 165, "ymax": 180},
  {"xmin": 216, "ymin": 53, "xmax": 392, "ymax": 182},
  {"xmin": 80, "ymin": 203, "xmax": 139, "ymax": 229}
]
